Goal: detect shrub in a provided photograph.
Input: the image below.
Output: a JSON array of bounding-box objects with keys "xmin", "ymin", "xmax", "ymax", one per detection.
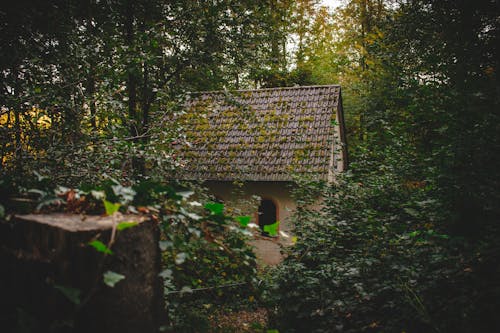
[{"xmin": 270, "ymin": 144, "xmax": 500, "ymax": 332}]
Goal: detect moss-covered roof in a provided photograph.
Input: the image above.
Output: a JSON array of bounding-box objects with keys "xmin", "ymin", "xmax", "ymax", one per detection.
[{"xmin": 175, "ymin": 85, "xmax": 346, "ymax": 181}]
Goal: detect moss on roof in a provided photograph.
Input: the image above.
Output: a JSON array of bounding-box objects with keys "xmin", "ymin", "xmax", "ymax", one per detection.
[{"xmin": 175, "ymin": 85, "xmax": 344, "ymax": 181}]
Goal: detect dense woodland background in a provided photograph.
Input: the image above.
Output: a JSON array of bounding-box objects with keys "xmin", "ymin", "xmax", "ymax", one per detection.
[{"xmin": 1, "ymin": 0, "xmax": 499, "ymax": 332}]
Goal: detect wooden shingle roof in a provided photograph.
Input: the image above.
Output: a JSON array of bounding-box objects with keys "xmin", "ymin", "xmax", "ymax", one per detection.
[{"xmin": 175, "ymin": 85, "xmax": 346, "ymax": 182}]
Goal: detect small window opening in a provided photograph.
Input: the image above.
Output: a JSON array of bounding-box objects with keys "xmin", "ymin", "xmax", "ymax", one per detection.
[{"xmin": 258, "ymin": 199, "xmax": 277, "ymax": 237}]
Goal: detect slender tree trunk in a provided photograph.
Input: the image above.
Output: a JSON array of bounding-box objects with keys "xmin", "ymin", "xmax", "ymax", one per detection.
[
  {"xmin": 13, "ymin": 67, "xmax": 23, "ymax": 173},
  {"xmin": 125, "ymin": 1, "xmax": 148, "ymax": 178},
  {"xmin": 358, "ymin": 0, "xmax": 368, "ymax": 141},
  {"xmin": 125, "ymin": 0, "xmax": 137, "ymax": 137},
  {"xmin": 86, "ymin": 2, "xmax": 97, "ymax": 131},
  {"xmin": 125, "ymin": 1, "xmax": 143, "ymax": 178},
  {"xmin": 358, "ymin": 0, "xmax": 374, "ymax": 142},
  {"xmin": 141, "ymin": 63, "xmax": 151, "ymax": 144},
  {"xmin": 281, "ymin": 36, "xmax": 287, "ymax": 72},
  {"xmin": 87, "ymin": 73, "xmax": 97, "ymax": 131},
  {"xmin": 270, "ymin": 0, "xmax": 281, "ymax": 71}
]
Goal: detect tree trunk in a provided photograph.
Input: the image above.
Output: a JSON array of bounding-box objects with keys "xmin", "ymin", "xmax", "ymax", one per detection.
[{"xmin": 0, "ymin": 213, "xmax": 163, "ymax": 333}]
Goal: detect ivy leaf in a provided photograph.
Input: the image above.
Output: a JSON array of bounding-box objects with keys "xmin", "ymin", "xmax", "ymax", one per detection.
[
  {"xmin": 188, "ymin": 227, "xmax": 201, "ymax": 237},
  {"xmin": 116, "ymin": 221, "xmax": 138, "ymax": 231},
  {"xmin": 180, "ymin": 286, "xmax": 193, "ymax": 295},
  {"xmin": 88, "ymin": 240, "xmax": 113, "ymax": 255},
  {"xmin": 103, "ymin": 200, "xmax": 120, "ymax": 216},
  {"xmin": 90, "ymin": 190, "xmax": 105, "ymax": 200},
  {"xmin": 263, "ymin": 221, "xmax": 280, "ymax": 237},
  {"xmin": 426, "ymin": 229, "xmax": 450, "ymax": 239},
  {"xmin": 408, "ymin": 231, "xmax": 420, "ymax": 238},
  {"xmin": 36, "ymin": 197, "xmax": 64, "ymax": 211},
  {"xmin": 159, "ymin": 269, "xmax": 173, "ymax": 279},
  {"xmin": 103, "ymin": 270, "xmax": 125, "ymax": 287},
  {"xmin": 177, "ymin": 190, "xmax": 194, "ymax": 199},
  {"xmin": 54, "ymin": 285, "xmax": 81, "ymax": 305},
  {"xmin": 185, "ymin": 212, "xmax": 202, "ymax": 221},
  {"xmin": 0, "ymin": 204, "xmax": 5, "ymax": 218},
  {"xmin": 111, "ymin": 184, "xmax": 136, "ymax": 203},
  {"xmin": 204, "ymin": 202, "xmax": 224, "ymax": 215},
  {"xmin": 180, "ymin": 206, "xmax": 202, "ymax": 221},
  {"xmin": 235, "ymin": 216, "xmax": 251, "ymax": 227},
  {"xmin": 159, "ymin": 240, "xmax": 173, "ymax": 251},
  {"xmin": 404, "ymin": 207, "xmax": 419, "ymax": 217},
  {"xmin": 175, "ymin": 252, "xmax": 187, "ymax": 265}
]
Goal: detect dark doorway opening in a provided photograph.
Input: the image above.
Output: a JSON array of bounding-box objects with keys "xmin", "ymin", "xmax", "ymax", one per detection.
[{"xmin": 258, "ymin": 199, "xmax": 277, "ymax": 237}]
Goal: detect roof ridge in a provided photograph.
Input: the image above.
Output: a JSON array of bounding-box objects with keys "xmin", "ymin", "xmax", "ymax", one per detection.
[{"xmin": 187, "ymin": 84, "xmax": 341, "ymax": 95}]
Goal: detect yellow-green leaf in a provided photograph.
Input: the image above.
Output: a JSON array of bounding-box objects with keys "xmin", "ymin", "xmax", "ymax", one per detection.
[
  {"xmin": 103, "ymin": 270, "xmax": 125, "ymax": 287},
  {"xmin": 204, "ymin": 202, "xmax": 224, "ymax": 215},
  {"xmin": 235, "ymin": 216, "xmax": 251, "ymax": 227},
  {"xmin": 103, "ymin": 200, "xmax": 120, "ymax": 215},
  {"xmin": 54, "ymin": 285, "xmax": 81, "ymax": 305},
  {"xmin": 117, "ymin": 221, "xmax": 138, "ymax": 231},
  {"xmin": 263, "ymin": 221, "xmax": 280, "ymax": 237},
  {"xmin": 89, "ymin": 240, "xmax": 113, "ymax": 255}
]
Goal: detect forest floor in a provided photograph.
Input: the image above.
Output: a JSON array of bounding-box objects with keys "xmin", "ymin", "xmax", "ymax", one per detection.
[{"xmin": 209, "ymin": 307, "xmax": 269, "ymax": 332}]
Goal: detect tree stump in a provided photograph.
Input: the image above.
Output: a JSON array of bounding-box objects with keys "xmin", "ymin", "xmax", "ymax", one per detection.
[{"xmin": 0, "ymin": 213, "xmax": 163, "ymax": 333}]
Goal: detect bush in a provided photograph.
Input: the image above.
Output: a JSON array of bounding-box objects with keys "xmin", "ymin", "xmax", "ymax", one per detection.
[
  {"xmin": 153, "ymin": 184, "xmax": 258, "ymax": 332},
  {"xmin": 1, "ymin": 177, "xmax": 259, "ymax": 332},
  {"xmin": 270, "ymin": 142, "xmax": 500, "ymax": 333}
]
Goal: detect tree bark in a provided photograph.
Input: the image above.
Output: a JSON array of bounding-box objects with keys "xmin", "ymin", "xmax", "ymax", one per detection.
[{"xmin": 0, "ymin": 213, "xmax": 163, "ymax": 333}]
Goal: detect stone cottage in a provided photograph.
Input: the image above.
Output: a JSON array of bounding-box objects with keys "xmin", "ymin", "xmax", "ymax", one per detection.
[{"xmin": 176, "ymin": 85, "xmax": 347, "ymax": 264}]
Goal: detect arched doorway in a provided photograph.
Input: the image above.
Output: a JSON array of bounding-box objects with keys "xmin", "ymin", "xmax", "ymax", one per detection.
[{"xmin": 258, "ymin": 199, "xmax": 278, "ymax": 237}]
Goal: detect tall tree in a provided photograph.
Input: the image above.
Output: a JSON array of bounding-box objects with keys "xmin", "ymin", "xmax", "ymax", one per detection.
[{"xmin": 0, "ymin": 0, "xmax": 275, "ymax": 183}]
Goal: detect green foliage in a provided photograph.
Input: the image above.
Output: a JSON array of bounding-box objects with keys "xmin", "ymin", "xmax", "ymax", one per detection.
[
  {"xmin": 1, "ymin": 1, "xmax": 498, "ymax": 332},
  {"xmin": 271, "ymin": 146, "xmax": 499, "ymax": 332},
  {"xmin": 0, "ymin": 0, "xmax": 274, "ymax": 187},
  {"xmin": 5, "ymin": 176, "xmax": 259, "ymax": 330},
  {"xmin": 103, "ymin": 200, "xmax": 121, "ymax": 216},
  {"xmin": 263, "ymin": 221, "xmax": 280, "ymax": 237},
  {"xmin": 235, "ymin": 216, "xmax": 251, "ymax": 227},
  {"xmin": 88, "ymin": 240, "xmax": 113, "ymax": 255},
  {"xmin": 54, "ymin": 285, "xmax": 81, "ymax": 305},
  {"xmin": 103, "ymin": 271, "xmax": 126, "ymax": 288},
  {"xmin": 116, "ymin": 221, "xmax": 138, "ymax": 231},
  {"xmin": 268, "ymin": 1, "xmax": 500, "ymax": 329},
  {"xmin": 159, "ymin": 188, "xmax": 258, "ymax": 332},
  {"xmin": 204, "ymin": 202, "xmax": 224, "ymax": 215}
]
